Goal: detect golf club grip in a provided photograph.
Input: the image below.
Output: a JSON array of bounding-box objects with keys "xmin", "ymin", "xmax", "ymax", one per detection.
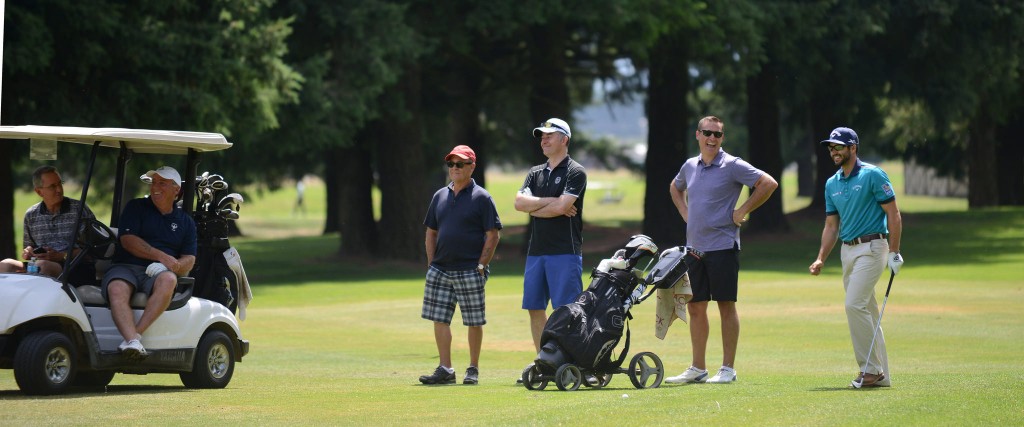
[{"xmin": 883, "ymin": 270, "xmax": 895, "ymax": 297}]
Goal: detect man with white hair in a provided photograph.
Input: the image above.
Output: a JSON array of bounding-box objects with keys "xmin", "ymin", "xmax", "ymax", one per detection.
[{"xmin": 101, "ymin": 166, "xmax": 197, "ymax": 359}]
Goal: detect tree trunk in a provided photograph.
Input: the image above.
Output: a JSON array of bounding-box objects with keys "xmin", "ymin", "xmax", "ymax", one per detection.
[
  {"xmin": 0, "ymin": 155, "xmax": 14, "ymax": 260},
  {"xmin": 323, "ymin": 148, "xmax": 340, "ymax": 235},
  {"xmin": 447, "ymin": 67, "xmax": 486, "ymax": 188},
  {"xmin": 524, "ymin": 20, "xmax": 571, "ymax": 255},
  {"xmin": 642, "ymin": 32, "xmax": 689, "ymax": 247},
  {"xmin": 995, "ymin": 104, "xmax": 1024, "ymax": 205},
  {"xmin": 968, "ymin": 112, "xmax": 999, "ymax": 208},
  {"xmin": 807, "ymin": 94, "xmax": 840, "ymax": 211},
  {"xmin": 745, "ymin": 63, "xmax": 789, "ymax": 233},
  {"xmin": 375, "ymin": 66, "xmax": 429, "ymax": 261},
  {"xmin": 333, "ymin": 143, "xmax": 378, "ymax": 256}
]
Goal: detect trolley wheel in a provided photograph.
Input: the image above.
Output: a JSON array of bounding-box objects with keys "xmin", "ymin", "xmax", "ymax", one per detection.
[
  {"xmin": 521, "ymin": 363, "xmax": 547, "ymax": 391},
  {"xmin": 582, "ymin": 372, "xmax": 613, "ymax": 388},
  {"xmin": 627, "ymin": 352, "xmax": 665, "ymax": 389},
  {"xmin": 555, "ymin": 364, "xmax": 583, "ymax": 391}
]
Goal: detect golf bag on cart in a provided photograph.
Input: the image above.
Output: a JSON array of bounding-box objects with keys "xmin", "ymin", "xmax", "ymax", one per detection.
[
  {"xmin": 534, "ymin": 235, "xmax": 659, "ymax": 374},
  {"xmin": 188, "ymin": 172, "xmax": 243, "ymax": 313}
]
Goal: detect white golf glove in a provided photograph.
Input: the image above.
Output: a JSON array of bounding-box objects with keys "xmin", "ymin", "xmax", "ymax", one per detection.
[
  {"xmin": 887, "ymin": 252, "xmax": 904, "ymax": 275},
  {"xmin": 146, "ymin": 262, "xmax": 169, "ymax": 277}
]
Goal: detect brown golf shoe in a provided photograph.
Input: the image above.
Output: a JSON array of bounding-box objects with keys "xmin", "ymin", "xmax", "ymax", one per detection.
[{"xmin": 853, "ymin": 372, "xmax": 886, "ymax": 387}]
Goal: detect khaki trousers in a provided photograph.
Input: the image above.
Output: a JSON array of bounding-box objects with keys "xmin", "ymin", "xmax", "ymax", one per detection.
[{"xmin": 841, "ymin": 239, "xmax": 890, "ymax": 383}]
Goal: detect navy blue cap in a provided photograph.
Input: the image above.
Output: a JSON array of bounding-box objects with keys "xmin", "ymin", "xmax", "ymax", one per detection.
[{"xmin": 820, "ymin": 127, "xmax": 859, "ymax": 147}]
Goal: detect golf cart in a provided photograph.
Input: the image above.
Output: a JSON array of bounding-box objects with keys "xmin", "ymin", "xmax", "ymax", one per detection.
[{"xmin": 0, "ymin": 125, "xmax": 249, "ymax": 395}]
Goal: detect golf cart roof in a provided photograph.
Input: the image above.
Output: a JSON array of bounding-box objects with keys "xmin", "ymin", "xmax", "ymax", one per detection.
[{"xmin": 0, "ymin": 125, "xmax": 231, "ymax": 155}]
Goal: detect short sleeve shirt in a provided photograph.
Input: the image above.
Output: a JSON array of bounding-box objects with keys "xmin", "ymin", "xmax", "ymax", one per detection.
[
  {"xmin": 824, "ymin": 161, "xmax": 895, "ymax": 242},
  {"xmin": 673, "ymin": 149, "xmax": 764, "ymax": 252},
  {"xmin": 113, "ymin": 197, "xmax": 198, "ymax": 266},
  {"xmin": 424, "ymin": 179, "xmax": 503, "ymax": 271},
  {"xmin": 23, "ymin": 197, "xmax": 95, "ymax": 252},
  {"xmin": 520, "ymin": 156, "xmax": 587, "ymax": 256}
]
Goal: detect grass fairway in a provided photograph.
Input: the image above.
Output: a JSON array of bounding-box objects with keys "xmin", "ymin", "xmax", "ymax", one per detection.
[{"xmin": 2, "ymin": 171, "xmax": 1022, "ymax": 425}]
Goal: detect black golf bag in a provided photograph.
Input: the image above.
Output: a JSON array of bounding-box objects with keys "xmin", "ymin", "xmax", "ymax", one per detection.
[
  {"xmin": 188, "ymin": 173, "xmax": 240, "ymax": 313},
  {"xmin": 534, "ymin": 235, "xmax": 658, "ymax": 373}
]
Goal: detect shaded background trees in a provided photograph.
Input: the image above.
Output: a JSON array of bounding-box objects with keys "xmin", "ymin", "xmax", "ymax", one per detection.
[{"xmin": 4, "ymin": 0, "xmax": 1022, "ymax": 261}]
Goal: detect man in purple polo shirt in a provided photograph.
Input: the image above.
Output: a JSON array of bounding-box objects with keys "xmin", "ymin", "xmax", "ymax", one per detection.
[
  {"xmin": 666, "ymin": 115, "xmax": 778, "ymax": 384},
  {"xmin": 419, "ymin": 145, "xmax": 502, "ymax": 385}
]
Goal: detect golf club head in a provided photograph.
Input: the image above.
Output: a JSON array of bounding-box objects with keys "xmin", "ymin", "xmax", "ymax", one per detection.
[
  {"xmin": 209, "ymin": 180, "xmax": 229, "ymax": 191},
  {"xmin": 225, "ymin": 192, "xmax": 244, "ymax": 204},
  {"xmin": 850, "ymin": 378, "xmax": 863, "ymax": 389},
  {"xmin": 218, "ymin": 208, "xmax": 239, "ymax": 220}
]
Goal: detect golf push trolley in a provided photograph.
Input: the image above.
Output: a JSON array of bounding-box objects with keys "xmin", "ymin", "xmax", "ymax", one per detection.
[{"xmin": 521, "ymin": 235, "xmax": 703, "ymax": 391}]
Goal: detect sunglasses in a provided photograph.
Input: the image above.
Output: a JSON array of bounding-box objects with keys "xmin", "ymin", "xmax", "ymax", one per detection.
[
  {"xmin": 827, "ymin": 145, "xmax": 849, "ymax": 152},
  {"xmin": 446, "ymin": 161, "xmax": 474, "ymax": 169},
  {"xmin": 699, "ymin": 129, "xmax": 724, "ymax": 138}
]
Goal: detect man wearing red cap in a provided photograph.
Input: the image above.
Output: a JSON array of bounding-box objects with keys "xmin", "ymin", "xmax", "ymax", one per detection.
[{"xmin": 419, "ymin": 145, "xmax": 502, "ymax": 385}]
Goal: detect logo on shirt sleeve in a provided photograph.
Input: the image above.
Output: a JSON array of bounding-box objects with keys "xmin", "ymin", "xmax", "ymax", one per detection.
[{"xmin": 882, "ymin": 183, "xmax": 895, "ymax": 197}]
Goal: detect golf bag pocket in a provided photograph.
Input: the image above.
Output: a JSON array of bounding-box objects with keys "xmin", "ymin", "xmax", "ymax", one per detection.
[{"xmin": 646, "ymin": 246, "xmax": 702, "ymax": 289}]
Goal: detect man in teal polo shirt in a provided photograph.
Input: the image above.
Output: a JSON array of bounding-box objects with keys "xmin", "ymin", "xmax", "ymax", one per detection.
[{"xmin": 809, "ymin": 127, "xmax": 904, "ymax": 388}]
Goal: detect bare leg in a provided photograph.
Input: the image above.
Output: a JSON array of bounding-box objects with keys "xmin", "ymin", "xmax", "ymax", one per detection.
[
  {"xmin": 468, "ymin": 326, "xmax": 482, "ymax": 367},
  {"xmin": 688, "ymin": 301, "xmax": 709, "ymax": 370},
  {"xmin": 529, "ymin": 309, "xmax": 547, "ymax": 352},
  {"xmin": 718, "ymin": 301, "xmax": 739, "ymax": 368},
  {"xmin": 108, "ymin": 280, "xmax": 139, "ymax": 341},
  {"xmin": 433, "ymin": 322, "xmax": 453, "ymax": 368},
  {"xmin": 135, "ymin": 273, "xmax": 175, "ymax": 335}
]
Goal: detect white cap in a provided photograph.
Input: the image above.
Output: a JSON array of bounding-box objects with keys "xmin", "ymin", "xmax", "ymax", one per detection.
[
  {"xmin": 533, "ymin": 118, "xmax": 571, "ymax": 138},
  {"xmin": 141, "ymin": 166, "xmax": 182, "ymax": 187}
]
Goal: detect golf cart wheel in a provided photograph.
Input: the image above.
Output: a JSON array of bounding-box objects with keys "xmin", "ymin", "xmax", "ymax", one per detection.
[
  {"xmin": 73, "ymin": 370, "xmax": 116, "ymax": 388},
  {"xmin": 522, "ymin": 363, "xmax": 547, "ymax": 391},
  {"xmin": 180, "ymin": 330, "xmax": 235, "ymax": 389},
  {"xmin": 555, "ymin": 364, "xmax": 583, "ymax": 391},
  {"xmin": 627, "ymin": 352, "xmax": 665, "ymax": 389},
  {"xmin": 13, "ymin": 331, "xmax": 78, "ymax": 395}
]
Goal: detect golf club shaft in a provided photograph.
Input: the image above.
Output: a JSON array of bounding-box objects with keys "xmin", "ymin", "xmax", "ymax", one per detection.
[{"xmin": 857, "ymin": 270, "xmax": 895, "ymax": 384}]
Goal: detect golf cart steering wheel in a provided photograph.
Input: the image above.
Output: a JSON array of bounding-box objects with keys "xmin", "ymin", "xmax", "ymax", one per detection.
[{"xmin": 76, "ymin": 218, "xmax": 118, "ymax": 260}]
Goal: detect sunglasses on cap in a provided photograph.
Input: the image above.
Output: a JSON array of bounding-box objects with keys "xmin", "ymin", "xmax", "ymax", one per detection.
[
  {"xmin": 446, "ymin": 161, "xmax": 474, "ymax": 169},
  {"xmin": 699, "ymin": 129, "xmax": 724, "ymax": 138},
  {"xmin": 540, "ymin": 121, "xmax": 570, "ymax": 135}
]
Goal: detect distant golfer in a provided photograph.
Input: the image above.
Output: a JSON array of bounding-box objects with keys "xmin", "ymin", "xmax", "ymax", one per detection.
[
  {"xmin": 809, "ymin": 127, "xmax": 904, "ymax": 388},
  {"xmin": 419, "ymin": 145, "xmax": 501, "ymax": 385}
]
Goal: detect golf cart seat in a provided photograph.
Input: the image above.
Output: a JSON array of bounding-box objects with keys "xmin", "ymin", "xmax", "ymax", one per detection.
[
  {"xmin": 75, "ymin": 219, "xmax": 194, "ymax": 310},
  {"xmin": 77, "ymin": 278, "xmax": 194, "ymax": 310}
]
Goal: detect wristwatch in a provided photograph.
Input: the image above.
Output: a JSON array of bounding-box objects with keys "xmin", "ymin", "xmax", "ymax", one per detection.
[{"xmin": 477, "ymin": 263, "xmax": 486, "ymax": 271}]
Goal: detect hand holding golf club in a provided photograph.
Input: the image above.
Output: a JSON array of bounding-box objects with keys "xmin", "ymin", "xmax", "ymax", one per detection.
[
  {"xmin": 146, "ymin": 262, "xmax": 169, "ymax": 277},
  {"xmin": 887, "ymin": 252, "xmax": 904, "ymax": 275}
]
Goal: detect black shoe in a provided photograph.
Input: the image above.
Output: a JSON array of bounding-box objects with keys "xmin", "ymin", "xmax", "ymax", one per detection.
[
  {"xmin": 464, "ymin": 366, "xmax": 479, "ymax": 385},
  {"xmin": 419, "ymin": 366, "xmax": 455, "ymax": 385}
]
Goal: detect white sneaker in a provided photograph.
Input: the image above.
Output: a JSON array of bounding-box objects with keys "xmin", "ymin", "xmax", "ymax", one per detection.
[
  {"xmin": 707, "ymin": 366, "xmax": 737, "ymax": 383},
  {"xmin": 118, "ymin": 337, "xmax": 148, "ymax": 359},
  {"xmin": 665, "ymin": 366, "xmax": 708, "ymax": 384}
]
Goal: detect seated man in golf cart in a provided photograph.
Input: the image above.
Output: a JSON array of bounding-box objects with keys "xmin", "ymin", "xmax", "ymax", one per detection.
[
  {"xmin": 0, "ymin": 165, "xmax": 98, "ymax": 283},
  {"xmin": 100, "ymin": 166, "xmax": 197, "ymax": 359}
]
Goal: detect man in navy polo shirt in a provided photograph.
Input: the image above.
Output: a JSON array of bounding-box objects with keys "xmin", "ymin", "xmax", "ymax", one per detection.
[
  {"xmin": 419, "ymin": 145, "xmax": 502, "ymax": 385},
  {"xmin": 809, "ymin": 127, "xmax": 904, "ymax": 388},
  {"xmin": 514, "ymin": 117, "xmax": 587, "ymax": 354},
  {"xmin": 102, "ymin": 166, "xmax": 197, "ymax": 359}
]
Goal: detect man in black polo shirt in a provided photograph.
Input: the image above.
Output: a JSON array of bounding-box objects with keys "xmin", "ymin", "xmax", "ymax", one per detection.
[
  {"xmin": 514, "ymin": 117, "xmax": 588, "ymax": 353},
  {"xmin": 419, "ymin": 145, "xmax": 502, "ymax": 385}
]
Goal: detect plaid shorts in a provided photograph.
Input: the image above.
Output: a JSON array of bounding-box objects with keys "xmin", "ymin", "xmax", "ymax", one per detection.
[{"xmin": 421, "ymin": 266, "xmax": 487, "ymax": 326}]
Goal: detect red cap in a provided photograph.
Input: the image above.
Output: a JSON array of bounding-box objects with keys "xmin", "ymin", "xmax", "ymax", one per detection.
[{"xmin": 445, "ymin": 145, "xmax": 476, "ymax": 162}]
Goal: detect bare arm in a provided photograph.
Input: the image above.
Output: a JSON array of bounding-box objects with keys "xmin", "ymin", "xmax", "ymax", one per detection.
[
  {"xmin": 669, "ymin": 180, "xmax": 689, "ymax": 223},
  {"xmin": 733, "ymin": 173, "xmax": 779, "ymax": 225},
  {"xmin": 809, "ymin": 214, "xmax": 841, "ymax": 276},
  {"xmin": 425, "ymin": 228, "xmax": 438, "ymax": 267},
  {"xmin": 120, "ymin": 234, "xmax": 193, "ymax": 276},
  {"xmin": 530, "ymin": 194, "xmax": 578, "ymax": 218},
  {"xmin": 478, "ymin": 229, "xmax": 501, "ymax": 273},
  {"xmin": 881, "ymin": 200, "xmax": 902, "ymax": 253}
]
